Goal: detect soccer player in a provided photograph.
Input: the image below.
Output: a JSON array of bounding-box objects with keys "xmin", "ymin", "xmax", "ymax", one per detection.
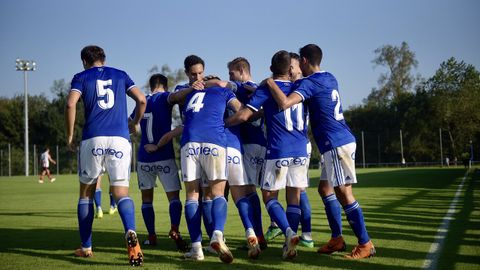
[
  {"xmin": 227, "ymin": 58, "xmax": 267, "ymax": 253},
  {"xmin": 226, "ymin": 50, "xmax": 308, "ymax": 260},
  {"xmin": 65, "ymin": 45, "xmax": 146, "ymax": 266},
  {"xmin": 179, "ymin": 54, "xmax": 240, "ymax": 263},
  {"xmin": 266, "ymin": 44, "xmax": 376, "ymax": 259},
  {"xmin": 133, "ymin": 73, "xmax": 187, "ymax": 251},
  {"xmin": 38, "ymin": 147, "xmax": 56, "ymax": 183},
  {"xmin": 174, "ymin": 56, "xmax": 216, "ymax": 245},
  {"xmin": 264, "ymin": 52, "xmax": 315, "ymax": 248}
]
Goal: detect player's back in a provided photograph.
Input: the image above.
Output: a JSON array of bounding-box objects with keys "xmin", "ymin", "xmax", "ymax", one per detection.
[
  {"xmin": 294, "ymin": 71, "xmax": 355, "ymax": 153},
  {"xmin": 71, "ymin": 66, "xmax": 134, "ymax": 140},
  {"xmin": 233, "ymin": 81, "xmax": 266, "ymax": 147},
  {"xmin": 137, "ymin": 92, "xmax": 175, "ymax": 162},
  {"xmin": 248, "ymin": 80, "xmax": 308, "ymax": 159},
  {"xmin": 180, "ymin": 86, "xmax": 235, "ymax": 147}
]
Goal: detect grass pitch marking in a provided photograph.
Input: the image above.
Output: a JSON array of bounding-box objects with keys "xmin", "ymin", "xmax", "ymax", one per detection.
[{"xmin": 422, "ymin": 170, "xmax": 468, "ymax": 269}]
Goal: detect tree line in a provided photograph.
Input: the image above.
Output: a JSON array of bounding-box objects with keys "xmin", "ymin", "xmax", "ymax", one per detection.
[{"xmin": 0, "ymin": 43, "xmax": 479, "ymax": 175}]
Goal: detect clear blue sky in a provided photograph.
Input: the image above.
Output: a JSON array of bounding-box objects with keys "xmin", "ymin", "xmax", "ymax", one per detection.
[{"xmin": 1, "ymin": 0, "xmax": 479, "ymax": 110}]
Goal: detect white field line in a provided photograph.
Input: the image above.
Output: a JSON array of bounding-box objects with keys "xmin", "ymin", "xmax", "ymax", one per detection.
[{"xmin": 422, "ymin": 170, "xmax": 469, "ymax": 269}]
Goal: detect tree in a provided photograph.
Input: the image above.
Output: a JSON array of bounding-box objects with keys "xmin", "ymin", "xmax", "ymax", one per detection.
[
  {"xmin": 367, "ymin": 42, "xmax": 419, "ymax": 105},
  {"xmin": 423, "ymin": 57, "xmax": 480, "ymax": 159}
]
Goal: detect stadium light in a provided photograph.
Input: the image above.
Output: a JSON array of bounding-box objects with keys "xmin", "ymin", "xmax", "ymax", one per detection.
[{"xmin": 16, "ymin": 58, "xmax": 36, "ymax": 176}]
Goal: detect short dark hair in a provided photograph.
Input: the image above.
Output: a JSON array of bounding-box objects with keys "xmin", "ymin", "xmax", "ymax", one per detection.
[
  {"xmin": 299, "ymin": 44, "xmax": 322, "ymax": 66},
  {"xmin": 149, "ymin": 74, "xmax": 168, "ymax": 90},
  {"xmin": 289, "ymin": 52, "xmax": 300, "ymax": 61},
  {"xmin": 184, "ymin": 55, "xmax": 205, "ymax": 71},
  {"xmin": 270, "ymin": 50, "xmax": 291, "ymax": 76},
  {"xmin": 81, "ymin": 45, "xmax": 106, "ymax": 66},
  {"xmin": 228, "ymin": 57, "xmax": 251, "ymax": 73}
]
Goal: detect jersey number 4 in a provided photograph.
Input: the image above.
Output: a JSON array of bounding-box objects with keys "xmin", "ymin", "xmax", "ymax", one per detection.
[
  {"xmin": 96, "ymin": 79, "xmax": 114, "ymax": 109},
  {"xmin": 186, "ymin": 92, "xmax": 205, "ymax": 112}
]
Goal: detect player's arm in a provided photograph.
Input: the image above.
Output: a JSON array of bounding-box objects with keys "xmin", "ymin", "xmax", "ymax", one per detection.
[
  {"xmin": 225, "ymin": 106, "xmax": 254, "ymax": 127},
  {"xmin": 227, "ymin": 98, "xmax": 242, "ymax": 113},
  {"xmin": 65, "ymin": 90, "xmax": 81, "ymax": 150},
  {"xmin": 167, "ymin": 85, "xmax": 196, "ymax": 105},
  {"xmin": 265, "ymin": 78, "xmax": 302, "ymax": 110},
  {"xmin": 127, "ymin": 86, "xmax": 147, "ymax": 134},
  {"xmin": 144, "ymin": 125, "xmax": 184, "ymax": 153},
  {"xmin": 48, "ymin": 154, "xmax": 56, "ymax": 165}
]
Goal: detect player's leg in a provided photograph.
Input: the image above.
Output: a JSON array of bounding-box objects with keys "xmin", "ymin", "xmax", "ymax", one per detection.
[
  {"xmin": 181, "ymin": 142, "xmax": 204, "ymax": 260},
  {"xmin": 106, "ymin": 137, "xmax": 142, "ymax": 266},
  {"xmin": 140, "ymin": 188, "xmax": 156, "ymax": 245},
  {"xmin": 94, "ymin": 178, "xmax": 103, "ymax": 218},
  {"xmin": 109, "ymin": 185, "xmax": 117, "ymax": 215},
  {"xmin": 204, "ymin": 143, "xmax": 233, "ymax": 263},
  {"xmin": 75, "ymin": 181, "xmax": 96, "ymax": 257},
  {"xmin": 316, "ymin": 150, "xmax": 346, "ymax": 254},
  {"xmin": 243, "ymin": 144, "xmax": 266, "ymax": 244},
  {"xmin": 299, "ymin": 189, "xmax": 314, "ymax": 248},
  {"xmin": 332, "ymin": 143, "xmax": 374, "ymax": 259},
  {"xmin": 201, "ymin": 185, "xmax": 214, "ymax": 240},
  {"xmin": 39, "ymin": 168, "xmax": 46, "ymax": 183},
  {"xmin": 183, "ymin": 180, "xmax": 204, "ymax": 260},
  {"xmin": 159, "ymin": 159, "xmax": 187, "ymax": 251}
]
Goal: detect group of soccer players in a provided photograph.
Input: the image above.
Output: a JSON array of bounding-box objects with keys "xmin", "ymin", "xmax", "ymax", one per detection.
[{"xmin": 65, "ymin": 44, "xmax": 375, "ymax": 266}]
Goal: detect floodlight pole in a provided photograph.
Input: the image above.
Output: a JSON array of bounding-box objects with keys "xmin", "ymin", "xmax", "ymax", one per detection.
[{"xmin": 16, "ymin": 59, "xmax": 36, "ymax": 176}]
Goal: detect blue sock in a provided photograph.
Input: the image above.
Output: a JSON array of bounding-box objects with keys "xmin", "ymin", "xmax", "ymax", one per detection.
[
  {"xmin": 300, "ymin": 190, "xmax": 312, "ymax": 234},
  {"xmin": 212, "ymin": 196, "xmax": 228, "ymax": 232},
  {"xmin": 117, "ymin": 197, "xmax": 136, "ymax": 233},
  {"xmin": 235, "ymin": 197, "xmax": 253, "ymax": 230},
  {"xmin": 109, "ymin": 193, "xmax": 116, "ymax": 208},
  {"xmin": 202, "ymin": 199, "xmax": 213, "ymax": 238},
  {"xmin": 322, "ymin": 194, "xmax": 343, "ymax": 238},
  {"xmin": 265, "ymin": 199, "xmax": 291, "ymax": 235},
  {"xmin": 344, "ymin": 201, "xmax": 370, "ymax": 244},
  {"xmin": 169, "ymin": 199, "xmax": 182, "ymax": 228},
  {"xmin": 286, "ymin": 204, "xmax": 301, "ymax": 233},
  {"xmin": 247, "ymin": 192, "xmax": 264, "ymax": 237},
  {"xmin": 141, "ymin": 202, "xmax": 155, "ymax": 235},
  {"xmin": 77, "ymin": 198, "xmax": 94, "ymax": 248},
  {"xmin": 94, "ymin": 188, "xmax": 102, "ymax": 209},
  {"xmin": 185, "ymin": 200, "xmax": 202, "ymax": 243}
]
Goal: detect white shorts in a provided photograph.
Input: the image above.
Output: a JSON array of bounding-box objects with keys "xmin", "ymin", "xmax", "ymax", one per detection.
[
  {"xmin": 78, "ymin": 136, "xmax": 131, "ymax": 187},
  {"xmin": 180, "ymin": 142, "xmax": 227, "ymax": 182},
  {"xmin": 137, "ymin": 159, "xmax": 181, "ymax": 192},
  {"xmin": 319, "ymin": 142, "xmax": 357, "ymax": 187},
  {"xmin": 242, "ymin": 144, "xmax": 266, "ymax": 187},
  {"xmin": 261, "ymin": 156, "xmax": 309, "ymax": 191},
  {"xmin": 227, "ymin": 147, "xmax": 251, "ymax": 186}
]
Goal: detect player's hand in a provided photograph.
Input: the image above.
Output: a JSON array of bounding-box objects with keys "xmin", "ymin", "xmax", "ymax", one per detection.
[
  {"xmin": 67, "ymin": 136, "xmax": 76, "ymax": 151},
  {"xmin": 144, "ymin": 144, "xmax": 159, "ymax": 153},
  {"xmin": 192, "ymin": 80, "xmax": 205, "ymax": 90},
  {"xmin": 129, "ymin": 121, "xmax": 140, "ymax": 135}
]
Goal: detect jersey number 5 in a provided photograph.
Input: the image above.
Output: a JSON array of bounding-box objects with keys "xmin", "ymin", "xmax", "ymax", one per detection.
[
  {"xmin": 186, "ymin": 92, "xmax": 205, "ymax": 113},
  {"xmin": 96, "ymin": 79, "xmax": 114, "ymax": 109}
]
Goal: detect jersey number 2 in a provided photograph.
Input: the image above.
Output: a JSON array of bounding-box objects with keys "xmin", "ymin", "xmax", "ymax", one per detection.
[
  {"xmin": 96, "ymin": 79, "xmax": 114, "ymax": 109},
  {"xmin": 332, "ymin": 89, "xmax": 344, "ymax": 121}
]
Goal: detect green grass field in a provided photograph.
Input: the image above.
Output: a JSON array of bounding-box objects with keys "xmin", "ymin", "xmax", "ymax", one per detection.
[{"xmin": 0, "ymin": 167, "xmax": 478, "ymax": 270}]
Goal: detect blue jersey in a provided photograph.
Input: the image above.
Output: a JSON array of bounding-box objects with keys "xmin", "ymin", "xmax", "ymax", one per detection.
[
  {"xmin": 247, "ymin": 80, "xmax": 308, "ymax": 159},
  {"xmin": 231, "ymin": 81, "xmax": 267, "ymax": 146},
  {"xmin": 132, "ymin": 92, "xmax": 175, "ymax": 162},
  {"xmin": 180, "ymin": 86, "xmax": 236, "ymax": 147},
  {"xmin": 70, "ymin": 66, "xmax": 135, "ymax": 140},
  {"xmin": 293, "ymin": 71, "xmax": 355, "ymax": 153}
]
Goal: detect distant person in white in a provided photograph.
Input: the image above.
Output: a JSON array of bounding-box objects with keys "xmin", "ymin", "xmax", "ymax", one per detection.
[{"xmin": 39, "ymin": 147, "xmax": 56, "ymax": 183}]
